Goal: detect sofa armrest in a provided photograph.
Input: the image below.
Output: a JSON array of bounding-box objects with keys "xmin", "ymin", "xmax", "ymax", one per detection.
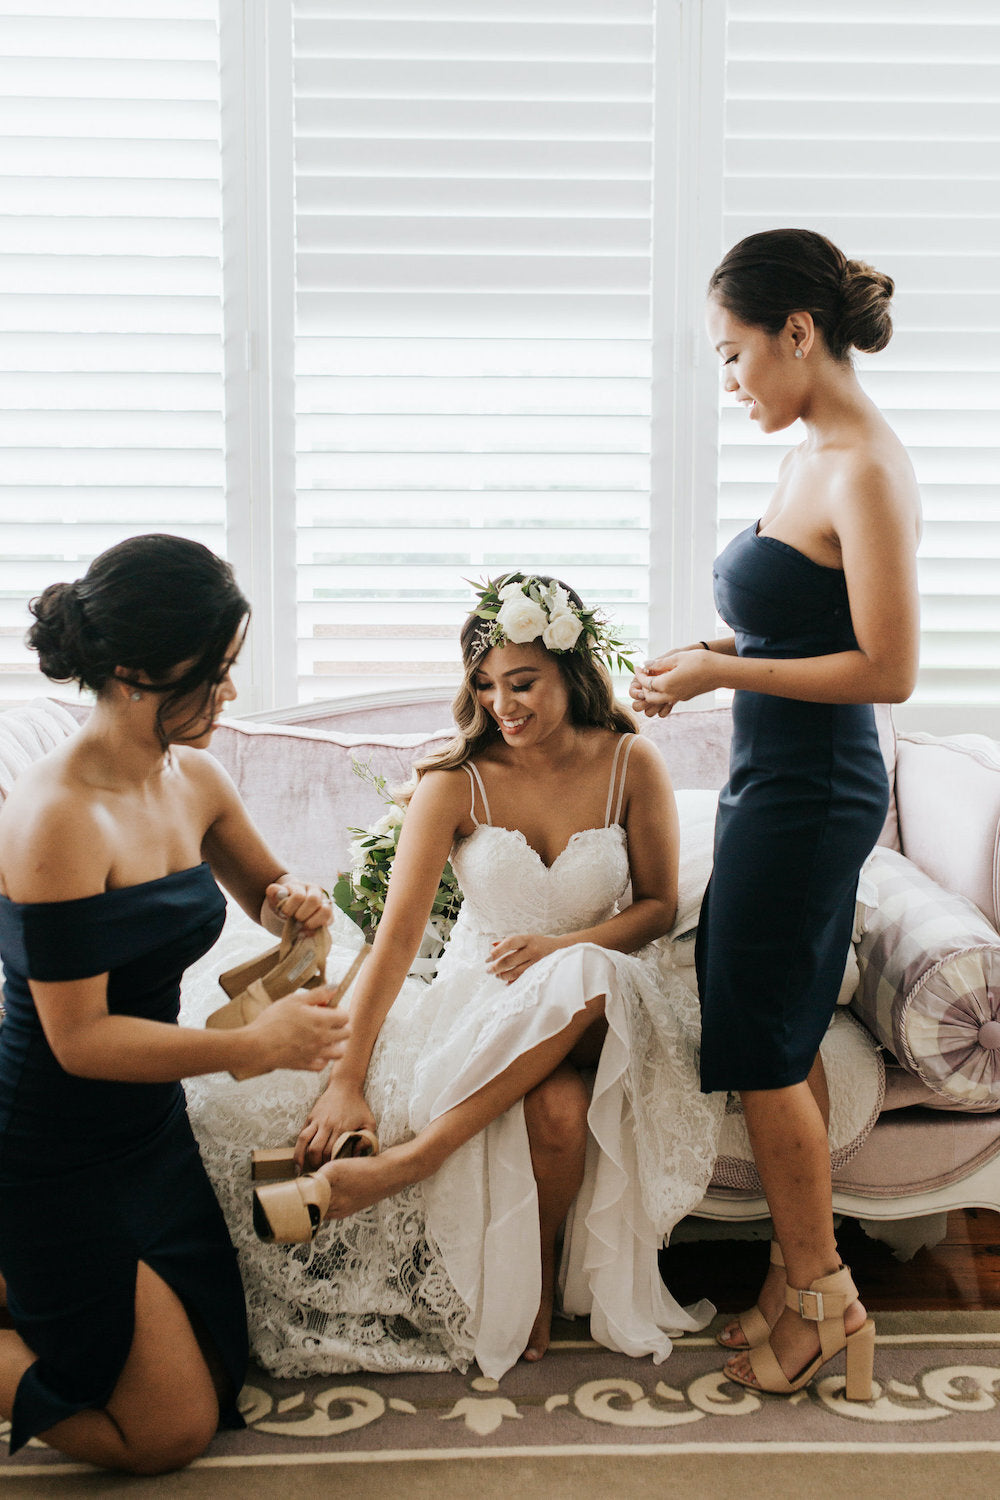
[{"xmin": 894, "ymin": 732, "xmax": 1000, "ymax": 929}]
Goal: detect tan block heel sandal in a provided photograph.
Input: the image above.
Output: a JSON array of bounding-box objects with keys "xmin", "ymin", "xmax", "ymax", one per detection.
[
  {"xmin": 206, "ymin": 926, "xmax": 371, "ymax": 1080},
  {"xmin": 726, "ymin": 1264, "xmax": 875, "ymax": 1401},
  {"xmin": 207, "ymin": 917, "xmax": 334, "ymax": 1031},
  {"xmin": 252, "ymin": 1130, "xmax": 380, "ymax": 1243}
]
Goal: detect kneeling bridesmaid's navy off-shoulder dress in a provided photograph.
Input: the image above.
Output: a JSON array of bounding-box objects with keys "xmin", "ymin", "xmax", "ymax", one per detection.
[{"xmin": 0, "ymin": 863, "xmax": 248, "ymax": 1454}]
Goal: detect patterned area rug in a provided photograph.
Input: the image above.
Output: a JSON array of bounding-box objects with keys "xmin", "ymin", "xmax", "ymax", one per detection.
[{"xmin": 3, "ymin": 1312, "xmax": 1000, "ymax": 1495}]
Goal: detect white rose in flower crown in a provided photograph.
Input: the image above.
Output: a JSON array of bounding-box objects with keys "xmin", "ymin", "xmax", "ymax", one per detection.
[
  {"xmin": 496, "ymin": 593, "xmax": 548, "ymax": 643},
  {"xmin": 542, "ymin": 609, "xmax": 583, "ymax": 652},
  {"xmin": 498, "ymin": 581, "xmax": 526, "ymax": 601}
]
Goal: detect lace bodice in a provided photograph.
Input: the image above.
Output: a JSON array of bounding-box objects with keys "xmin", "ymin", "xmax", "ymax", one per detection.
[
  {"xmin": 448, "ymin": 737, "xmax": 633, "ymax": 940},
  {"xmin": 450, "ymin": 823, "xmax": 630, "ymax": 940}
]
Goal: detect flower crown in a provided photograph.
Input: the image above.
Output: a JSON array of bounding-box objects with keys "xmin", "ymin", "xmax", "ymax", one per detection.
[{"xmin": 468, "ymin": 574, "xmax": 634, "ymax": 675}]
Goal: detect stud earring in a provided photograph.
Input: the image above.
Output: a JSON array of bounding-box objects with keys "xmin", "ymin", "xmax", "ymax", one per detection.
[
  {"xmin": 130, "ymin": 690, "xmax": 142, "ymax": 701},
  {"xmin": 794, "ymin": 348, "xmax": 804, "ymax": 359}
]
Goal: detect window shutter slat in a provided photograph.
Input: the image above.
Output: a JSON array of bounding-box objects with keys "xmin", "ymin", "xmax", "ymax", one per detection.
[
  {"xmin": 0, "ymin": 3, "xmax": 224, "ymax": 703},
  {"xmin": 720, "ymin": 3, "xmax": 1000, "ymax": 716},
  {"xmin": 291, "ymin": 0, "xmax": 653, "ymax": 701}
]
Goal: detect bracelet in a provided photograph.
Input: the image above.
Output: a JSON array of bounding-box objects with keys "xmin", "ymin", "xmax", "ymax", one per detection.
[{"xmin": 699, "ymin": 640, "xmax": 710, "ymax": 652}]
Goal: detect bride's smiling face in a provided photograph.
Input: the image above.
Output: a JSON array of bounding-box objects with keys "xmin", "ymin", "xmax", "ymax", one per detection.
[{"xmin": 472, "ymin": 641, "xmax": 571, "ymax": 747}]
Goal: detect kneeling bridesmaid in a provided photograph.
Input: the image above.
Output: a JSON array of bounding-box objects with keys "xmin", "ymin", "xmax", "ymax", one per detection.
[{"xmin": 0, "ymin": 535, "xmax": 348, "ymax": 1474}]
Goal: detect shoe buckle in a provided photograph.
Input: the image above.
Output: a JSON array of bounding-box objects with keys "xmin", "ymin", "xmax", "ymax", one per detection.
[{"xmin": 797, "ymin": 1289, "xmax": 824, "ymax": 1322}]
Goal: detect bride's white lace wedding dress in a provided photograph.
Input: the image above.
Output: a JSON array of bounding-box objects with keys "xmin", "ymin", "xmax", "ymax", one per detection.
[{"xmin": 183, "ymin": 739, "xmax": 726, "ymax": 1381}]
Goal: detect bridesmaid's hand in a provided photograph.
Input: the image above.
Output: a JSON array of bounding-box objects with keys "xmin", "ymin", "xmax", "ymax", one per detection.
[
  {"xmin": 295, "ymin": 1076, "xmax": 377, "ymax": 1169},
  {"xmin": 487, "ymin": 934, "xmax": 566, "ymax": 985},
  {"xmin": 630, "ymin": 648, "xmax": 717, "ymax": 716},
  {"xmin": 243, "ymin": 992, "xmax": 349, "ymax": 1076},
  {"xmin": 265, "ymin": 877, "xmax": 333, "ymax": 931}
]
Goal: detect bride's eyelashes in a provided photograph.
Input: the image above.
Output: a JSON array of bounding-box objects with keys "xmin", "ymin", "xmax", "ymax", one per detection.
[{"xmin": 474, "ymin": 677, "xmax": 537, "ymax": 694}]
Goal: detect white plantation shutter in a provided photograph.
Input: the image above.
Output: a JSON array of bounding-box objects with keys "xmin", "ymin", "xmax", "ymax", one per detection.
[
  {"xmin": 720, "ymin": 0, "xmax": 1000, "ymax": 729},
  {"xmin": 2, "ymin": 3, "xmax": 994, "ymax": 731},
  {"xmin": 0, "ymin": 1, "xmax": 224, "ymax": 702},
  {"xmin": 719, "ymin": 1, "xmax": 1000, "ymax": 732},
  {"xmin": 291, "ymin": 0, "xmax": 654, "ymax": 700}
]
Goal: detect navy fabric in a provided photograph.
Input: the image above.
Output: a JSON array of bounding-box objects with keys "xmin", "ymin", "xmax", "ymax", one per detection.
[
  {"xmin": 695, "ymin": 525, "xmax": 889, "ymax": 1092},
  {"xmin": 0, "ymin": 864, "xmax": 248, "ymax": 1452}
]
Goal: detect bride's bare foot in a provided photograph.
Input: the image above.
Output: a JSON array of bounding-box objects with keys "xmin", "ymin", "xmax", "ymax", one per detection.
[
  {"xmin": 717, "ymin": 1256, "xmax": 786, "ymax": 1349},
  {"xmin": 523, "ymin": 1287, "xmax": 554, "ymax": 1362},
  {"xmin": 724, "ymin": 1297, "xmax": 869, "ymax": 1387},
  {"xmin": 318, "ymin": 1141, "xmax": 425, "ymax": 1218}
]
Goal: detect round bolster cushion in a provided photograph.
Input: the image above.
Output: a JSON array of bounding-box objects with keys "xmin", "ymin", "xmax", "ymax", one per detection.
[{"xmin": 852, "ymin": 847, "xmax": 1000, "ymax": 1111}]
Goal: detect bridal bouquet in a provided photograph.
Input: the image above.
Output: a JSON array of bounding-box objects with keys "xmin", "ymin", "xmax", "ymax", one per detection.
[{"xmin": 332, "ymin": 759, "xmax": 463, "ymax": 979}]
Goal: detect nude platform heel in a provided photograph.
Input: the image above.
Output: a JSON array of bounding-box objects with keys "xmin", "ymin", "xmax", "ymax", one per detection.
[
  {"xmin": 207, "ymin": 917, "xmax": 334, "ymax": 1031},
  {"xmin": 206, "ymin": 927, "xmax": 370, "ymax": 1080},
  {"xmin": 251, "ymin": 1131, "xmax": 380, "ymax": 1243},
  {"xmin": 725, "ymin": 1264, "xmax": 875, "ymax": 1401},
  {"xmin": 250, "ymin": 1129, "xmax": 380, "ymax": 1182}
]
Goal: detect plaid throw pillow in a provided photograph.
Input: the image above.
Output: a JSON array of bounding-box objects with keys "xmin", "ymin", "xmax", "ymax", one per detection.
[{"xmin": 853, "ymin": 846, "xmax": 1000, "ymax": 1111}]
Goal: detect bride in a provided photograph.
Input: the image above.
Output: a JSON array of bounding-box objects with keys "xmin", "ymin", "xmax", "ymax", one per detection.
[{"xmin": 184, "ymin": 574, "xmax": 726, "ymax": 1380}]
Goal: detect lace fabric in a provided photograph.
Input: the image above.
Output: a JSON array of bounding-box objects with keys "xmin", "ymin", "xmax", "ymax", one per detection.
[{"xmin": 182, "ymin": 822, "xmax": 725, "ymax": 1380}]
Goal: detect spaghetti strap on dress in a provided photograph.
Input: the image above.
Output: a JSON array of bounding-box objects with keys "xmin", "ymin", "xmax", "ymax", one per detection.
[{"xmin": 463, "ymin": 761, "xmax": 492, "ymax": 827}]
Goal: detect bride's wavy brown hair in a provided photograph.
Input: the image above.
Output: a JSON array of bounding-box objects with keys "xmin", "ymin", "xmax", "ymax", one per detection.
[{"xmin": 404, "ymin": 574, "xmax": 636, "ymax": 795}]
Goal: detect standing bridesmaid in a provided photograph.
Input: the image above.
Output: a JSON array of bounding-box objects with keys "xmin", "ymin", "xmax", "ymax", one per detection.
[{"xmin": 632, "ymin": 228, "xmax": 921, "ymax": 1398}]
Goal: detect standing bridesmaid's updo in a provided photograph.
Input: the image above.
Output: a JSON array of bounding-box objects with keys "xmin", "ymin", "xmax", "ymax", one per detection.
[
  {"xmin": 708, "ymin": 227, "xmax": 894, "ymax": 363},
  {"xmin": 28, "ymin": 534, "xmax": 250, "ymax": 745}
]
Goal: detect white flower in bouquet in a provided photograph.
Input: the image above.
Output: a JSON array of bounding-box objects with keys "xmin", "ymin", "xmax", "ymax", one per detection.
[
  {"xmin": 333, "ymin": 759, "xmax": 463, "ymax": 979},
  {"xmin": 371, "ymin": 806, "xmax": 404, "ymax": 837}
]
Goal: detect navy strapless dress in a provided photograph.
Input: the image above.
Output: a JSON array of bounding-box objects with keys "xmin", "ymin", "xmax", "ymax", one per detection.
[
  {"xmin": 695, "ymin": 525, "xmax": 890, "ymax": 1092},
  {"xmin": 0, "ymin": 863, "xmax": 248, "ymax": 1454}
]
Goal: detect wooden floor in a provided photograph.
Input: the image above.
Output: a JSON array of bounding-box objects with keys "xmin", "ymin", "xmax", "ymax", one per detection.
[
  {"xmin": 2, "ymin": 1209, "xmax": 997, "ymax": 1343},
  {"xmin": 662, "ymin": 1207, "xmax": 1000, "ymax": 1313}
]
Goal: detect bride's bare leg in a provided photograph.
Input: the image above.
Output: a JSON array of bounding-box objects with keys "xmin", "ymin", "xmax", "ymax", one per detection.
[
  {"xmin": 522, "ymin": 1062, "xmax": 589, "ymax": 1361},
  {"xmin": 718, "ymin": 1053, "xmax": 830, "ymax": 1348},
  {"xmin": 318, "ymin": 993, "xmax": 607, "ymax": 1219}
]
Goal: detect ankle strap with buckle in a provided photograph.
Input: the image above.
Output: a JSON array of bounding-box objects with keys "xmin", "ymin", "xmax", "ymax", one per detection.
[{"xmin": 784, "ymin": 1266, "xmax": 857, "ymax": 1324}]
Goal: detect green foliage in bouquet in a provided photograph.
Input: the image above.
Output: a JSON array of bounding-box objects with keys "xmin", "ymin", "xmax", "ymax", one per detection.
[{"xmin": 332, "ymin": 760, "xmax": 463, "ymax": 973}]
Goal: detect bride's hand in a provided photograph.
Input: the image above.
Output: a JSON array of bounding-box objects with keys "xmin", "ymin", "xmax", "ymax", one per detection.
[
  {"xmin": 630, "ymin": 648, "xmax": 717, "ymax": 717},
  {"xmin": 265, "ymin": 877, "xmax": 333, "ymax": 930},
  {"xmin": 487, "ymin": 934, "xmax": 566, "ymax": 985},
  {"xmin": 295, "ymin": 1075, "xmax": 377, "ymax": 1169}
]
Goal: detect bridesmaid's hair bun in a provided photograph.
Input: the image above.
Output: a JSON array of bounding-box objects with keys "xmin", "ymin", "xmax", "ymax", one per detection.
[
  {"xmin": 26, "ymin": 536, "xmax": 250, "ymax": 739},
  {"xmin": 836, "ymin": 258, "xmax": 894, "ymax": 357},
  {"xmin": 27, "ymin": 580, "xmax": 101, "ymax": 687},
  {"xmin": 709, "ymin": 227, "xmax": 895, "ymax": 363}
]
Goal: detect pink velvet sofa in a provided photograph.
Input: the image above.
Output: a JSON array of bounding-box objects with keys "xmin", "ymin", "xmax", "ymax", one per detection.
[{"xmin": 2, "ymin": 692, "xmax": 999, "ymax": 1260}]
